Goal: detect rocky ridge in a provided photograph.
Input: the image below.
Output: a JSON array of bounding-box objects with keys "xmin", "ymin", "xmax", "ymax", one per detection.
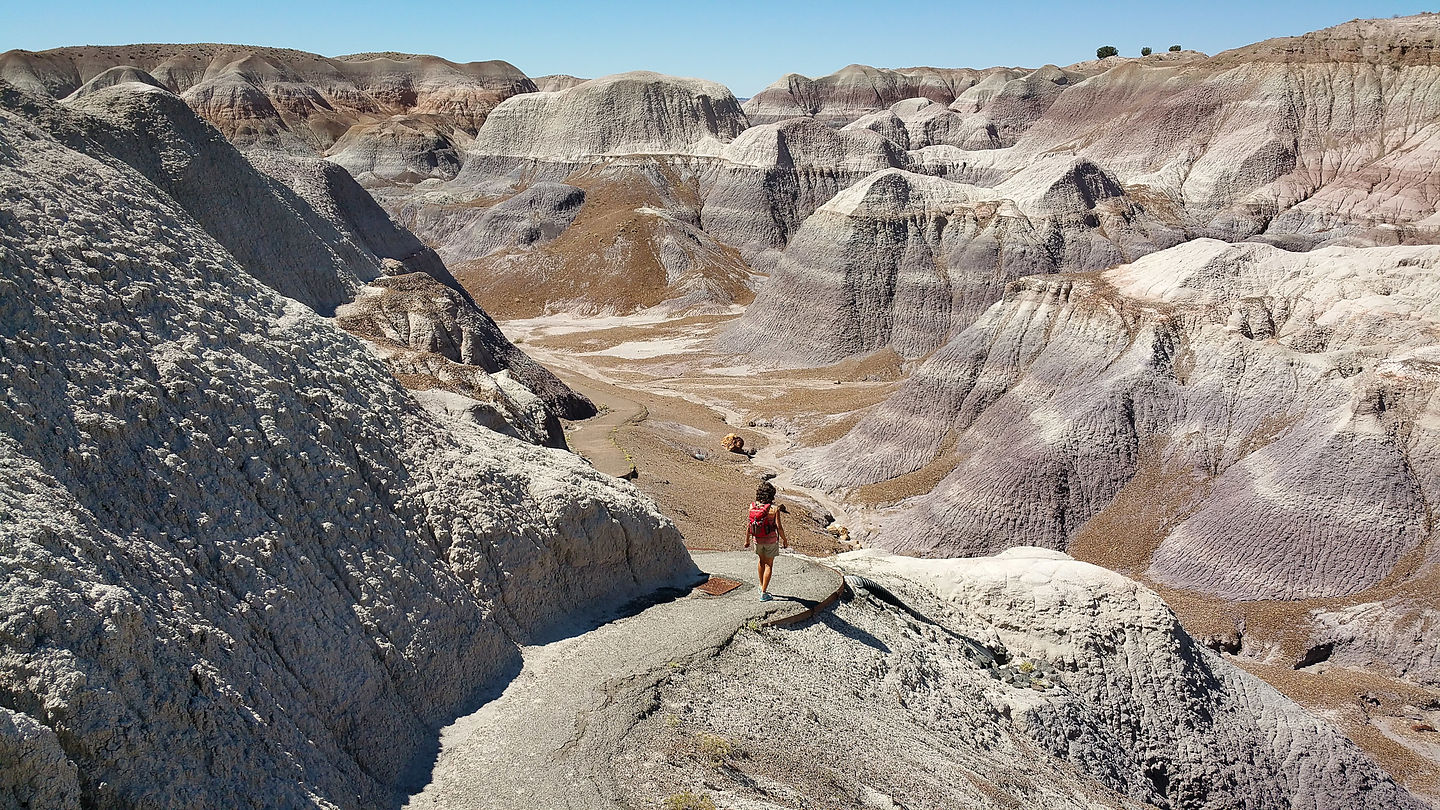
[
  {"xmin": 799, "ymin": 238, "xmax": 1440, "ymax": 602},
  {"xmin": 0, "ymin": 79, "xmax": 691, "ymax": 808},
  {"xmin": 0, "ymin": 43, "xmax": 535, "ymax": 176},
  {"xmin": 617, "ymin": 548, "xmax": 1424, "ymax": 809}
]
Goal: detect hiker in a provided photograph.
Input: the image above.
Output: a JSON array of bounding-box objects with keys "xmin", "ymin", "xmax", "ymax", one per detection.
[{"xmin": 744, "ymin": 480, "xmax": 789, "ymax": 601}]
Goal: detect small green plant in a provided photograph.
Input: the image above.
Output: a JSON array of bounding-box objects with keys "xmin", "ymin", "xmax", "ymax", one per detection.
[
  {"xmin": 1096, "ymin": 45, "xmax": 1118, "ymax": 59},
  {"xmin": 663, "ymin": 792, "xmax": 717, "ymax": 810},
  {"xmin": 744, "ymin": 618, "xmax": 762, "ymax": 632},
  {"xmin": 1169, "ymin": 44, "xmax": 1182, "ymax": 52},
  {"xmin": 665, "ymin": 712, "xmax": 682, "ymax": 729},
  {"xmin": 1018, "ymin": 660, "xmax": 1037, "ymax": 674},
  {"xmin": 695, "ymin": 732, "xmax": 735, "ymax": 767},
  {"xmin": 1141, "ymin": 46, "xmax": 1152, "ymax": 56}
]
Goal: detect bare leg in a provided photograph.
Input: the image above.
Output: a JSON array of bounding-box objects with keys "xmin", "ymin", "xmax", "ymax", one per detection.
[{"xmin": 760, "ymin": 559, "xmax": 773, "ymax": 593}]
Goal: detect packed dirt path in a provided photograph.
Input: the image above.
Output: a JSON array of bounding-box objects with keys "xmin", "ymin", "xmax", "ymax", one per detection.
[
  {"xmin": 558, "ymin": 373, "xmax": 645, "ymax": 479},
  {"xmin": 403, "ymin": 551, "xmax": 842, "ymax": 810}
]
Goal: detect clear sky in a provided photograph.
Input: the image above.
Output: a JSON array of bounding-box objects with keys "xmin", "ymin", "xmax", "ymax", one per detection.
[{"xmin": 3, "ymin": 1, "xmax": 1435, "ymax": 96}]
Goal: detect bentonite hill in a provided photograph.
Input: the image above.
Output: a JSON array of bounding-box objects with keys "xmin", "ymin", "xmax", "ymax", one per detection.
[{"xmin": 5, "ymin": 12, "xmax": 1440, "ymax": 810}]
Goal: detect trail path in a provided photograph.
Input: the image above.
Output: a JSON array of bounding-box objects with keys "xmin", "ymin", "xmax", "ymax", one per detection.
[
  {"xmin": 558, "ymin": 372, "xmax": 646, "ymax": 478},
  {"xmin": 526, "ymin": 338, "xmax": 858, "ymax": 535},
  {"xmin": 404, "ymin": 551, "xmax": 841, "ymax": 810}
]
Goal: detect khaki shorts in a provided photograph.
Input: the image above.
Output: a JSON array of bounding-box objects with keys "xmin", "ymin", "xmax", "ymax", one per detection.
[{"xmin": 755, "ymin": 541, "xmax": 779, "ymax": 560}]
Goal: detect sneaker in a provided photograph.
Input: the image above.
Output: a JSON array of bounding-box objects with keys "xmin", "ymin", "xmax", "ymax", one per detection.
[{"xmin": 759, "ymin": 591, "xmax": 772, "ymax": 602}]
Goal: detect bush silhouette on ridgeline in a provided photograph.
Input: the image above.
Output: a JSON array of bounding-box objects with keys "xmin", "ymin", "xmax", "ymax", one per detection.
[
  {"xmin": 1097, "ymin": 45, "xmax": 1119, "ymax": 58},
  {"xmin": 1141, "ymin": 46, "xmax": 1152, "ymax": 56},
  {"xmin": 1170, "ymin": 44, "xmax": 1182, "ymax": 52}
]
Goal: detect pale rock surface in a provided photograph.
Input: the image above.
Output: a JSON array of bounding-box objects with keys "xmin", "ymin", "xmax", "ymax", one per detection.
[
  {"xmin": 0, "ymin": 708, "xmax": 81, "ymax": 809},
  {"xmin": 0, "ymin": 87, "xmax": 694, "ymax": 809},
  {"xmin": 243, "ymin": 148, "xmax": 463, "ymax": 293},
  {"xmin": 620, "ymin": 548, "xmax": 1423, "ymax": 809},
  {"xmin": 532, "ymin": 74, "xmax": 587, "ymax": 92},
  {"xmin": 1004, "ymin": 15, "xmax": 1440, "ymax": 245},
  {"xmin": 892, "ymin": 64, "xmax": 1081, "ymax": 150},
  {"xmin": 946, "ymin": 67, "xmax": 1027, "ymax": 112},
  {"xmin": 841, "ymin": 108, "xmax": 910, "ymax": 149},
  {"xmin": 60, "ymin": 64, "xmax": 167, "ymax": 98},
  {"xmin": 43, "ymin": 81, "xmax": 381, "ymax": 313},
  {"xmin": 16, "ymin": 79, "xmax": 590, "ymax": 428},
  {"xmin": 334, "ymin": 270, "xmax": 595, "ymax": 435},
  {"xmin": 0, "ymin": 44, "xmax": 535, "ymax": 161},
  {"xmin": 324, "ymin": 114, "xmax": 469, "ymax": 185},
  {"xmin": 421, "ymin": 73, "xmax": 754, "ymax": 316},
  {"xmin": 718, "ymin": 163, "xmax": 1183, "ymax": 365},
  {"xmin": 412, "ymin": 181, "xmax": 587, "ymax": 267},
  {"xmin": 700, "ymin": 116, "xmax": 908, "ymax": 258},
  {"xmin": 458, "ymin": 70, "xmax": 746, "ymax": 165},
  {"xmin": 741, "ymin": 64, "xmax": 1010, "ymax": 126},
  {"xmin": 1308, "ymin": 598, "xmax": 1440, "ymax": 685},
  {"xmin": 800, "ymin": 239, "xmax": 1440, "ymax": 602}
]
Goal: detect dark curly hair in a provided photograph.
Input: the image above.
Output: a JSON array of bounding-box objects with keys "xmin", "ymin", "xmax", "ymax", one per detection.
[{"xmin": 755, "ymin": 480, "xmax": 776, "ymax": 504}]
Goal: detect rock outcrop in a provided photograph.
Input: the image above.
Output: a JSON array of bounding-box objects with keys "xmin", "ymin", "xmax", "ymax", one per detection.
[
  {"xmin": 36, "ymin": 80, "xmax": 381, "ymax": 314},
  {"xmin": 0, "ymin": 78, "xmax": 691, "ymax": 809},
  {"xmin": 0, "ymin": 43, "xmax": 535, "ymax": 170},
  {"xmin": 452, "ymin": 162, "xmax": 754, "ymax": 318},
  {"xmin": 335, "ymin": 270, "xmax": 595, "ymax": 443},
  {"xmin": 718, "ymin": 162, "xmax": 1182, "ymax": 365},
  {"xmin": 1003, "ymin": 15, "xmax": 1440, "ymax": 246},
  {"xmin": 399, "ymin": 181, "xmax": 587, "ymax": 269},
  {"xmin": 456, "ymin": 70, "xmax": 746, "ymax": 167},
  {"xmin": 323, "ymin": 114, "xmax": 468, "ymax": 185},
  {"xmin": 619, "ymin": 548, "xmax": 1424, "ymax": 809},
  {"xmin": 3, "ymin": 80, "xmax": 590, "ymax": 429},
  {"xmin": 742, "ymin": 64, "xmax": 1010, "ymax": 126},
  {"xmin": 532, "ymin": 74, "xmax": 587, "ymax": 93},
  {"xmin": 799, "ymin": 239, "xmax": 1440, "ymax": 603},
  {"xmin": 700, "ymin": 116, "xmax": 908, "ymax": 260}
]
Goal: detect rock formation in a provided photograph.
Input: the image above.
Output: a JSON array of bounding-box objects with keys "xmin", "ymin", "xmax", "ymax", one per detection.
[
  {"xmin": 798, "ymin": 239, "xmax": 1440, "ymax": 604},
  {"xmin": 1002, "ymin": 15, "xmax": 1440, "ymax": 246},
  {"xmin": 718, "ymin": 163, "xmax": 1183, "ymax": 365},
  {"xmin": 532, "ymin": 74, "xmax": 587, "ymax": 93},
  {"xmin": 700, "ymin": 116, "xmax": 908, "ymax": 260},
  {"xmin": 0, "ymin": 43, "xmax": 535, "ymax": 167},
  {"xmin": 742, "ymin": 64, "xmax": 1011, "ymax": 126},
  {"xmin": 414, "ymin": 73, "xmax": 755, "ymax": 317},
  {"xmin": 335, "ymin": 270, "xmax": 593, "ymax": 445},
  {"xmin": 452, "ymin": 162, "xmax": 754, "ymax": 318},
  {"xmin": 324, "ymin": 114, "xmax": 468, "ymax": 185},
  {"xmin": 4, "ymin": 79, "xmax": 591, "ymax": 429},
  {"xmin": 456, "ymin": 70, "xmax": 746, "ymax": 168},
  {"xmin": 619, "ymin": 548, "xmax": 1424, "ymax": 809},
  {"xmin": 0, "ymin": 79, "xmax": 691, "ymax": 809},
  {"xmin": 398, "ymin": 181, "xmax": 587, "ymax": 269}
]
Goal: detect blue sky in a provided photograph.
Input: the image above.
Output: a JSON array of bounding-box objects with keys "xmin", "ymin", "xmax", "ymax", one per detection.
[{"xmin": 2, "ymin": 1, "xmax": 1435, "ymax": 96}]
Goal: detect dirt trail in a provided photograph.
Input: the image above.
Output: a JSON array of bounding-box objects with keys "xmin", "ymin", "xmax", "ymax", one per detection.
[
  {"xmin": 403, "ymin": 551, "xmax": 841, "ymax": 810},
  {"xmin": 520, "ymin": 336, "xmax": 859, "ymax": 552},
  {"xmin": 558, "ymin": 373, "xmax": 645, "ymax": 478}
]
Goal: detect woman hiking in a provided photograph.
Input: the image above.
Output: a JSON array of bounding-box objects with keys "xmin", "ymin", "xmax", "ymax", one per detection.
[{"xmin": 744, "ymin": 480, "xmax": 789, "ymax": 601}]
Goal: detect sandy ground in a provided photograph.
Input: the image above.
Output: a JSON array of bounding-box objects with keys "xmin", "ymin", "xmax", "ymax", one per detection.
[{"xmin": 507, "ymin": 309, "xmax": 1440, "ymax": 802}]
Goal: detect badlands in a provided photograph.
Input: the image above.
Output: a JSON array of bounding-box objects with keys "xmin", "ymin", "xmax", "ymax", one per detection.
[{"xmin": 5, "ymin": 12, "xmax": 1440, "ymax": 810}]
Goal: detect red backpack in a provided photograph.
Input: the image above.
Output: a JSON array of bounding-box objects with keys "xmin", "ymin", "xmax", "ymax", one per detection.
[{"xmin": 748, "ymin": 502, "xmax": 776, "ymax": 539}]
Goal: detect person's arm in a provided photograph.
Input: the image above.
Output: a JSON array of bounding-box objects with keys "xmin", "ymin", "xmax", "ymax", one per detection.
[{"xmin": 775, "ymin": 505, "xmax": 789, "ymax": 548}]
